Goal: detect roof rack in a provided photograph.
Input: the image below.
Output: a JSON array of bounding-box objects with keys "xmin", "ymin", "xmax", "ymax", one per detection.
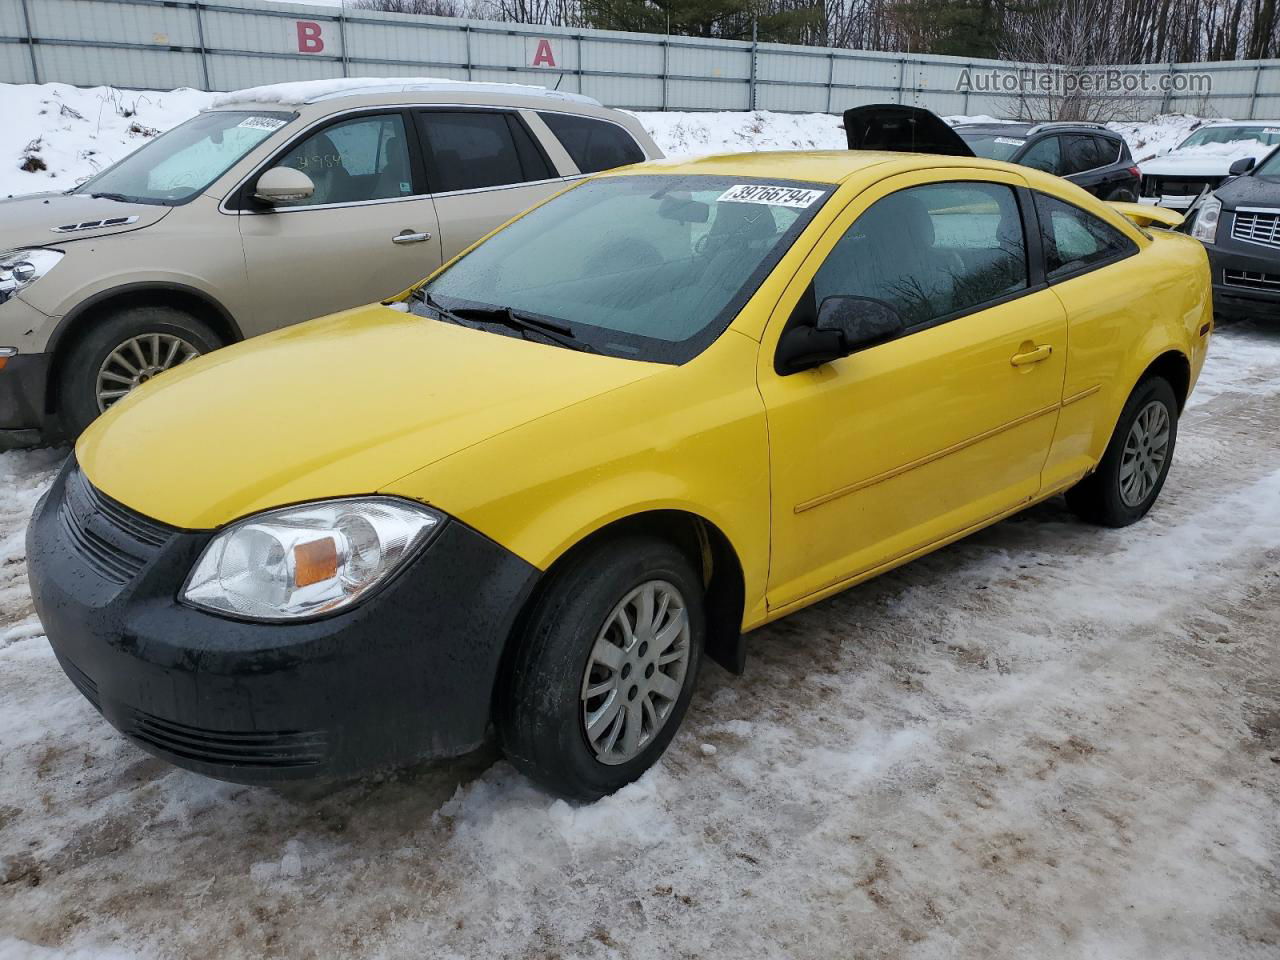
[
  {"xmin": 304, "ymin": 81, "xmax": 600, "ymax": 107},
  {"xmin": 1026, "ymin": 120, "xmax": 1109, "ymax": 134}
]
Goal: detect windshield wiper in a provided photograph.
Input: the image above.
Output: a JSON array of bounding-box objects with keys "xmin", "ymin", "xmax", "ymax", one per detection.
[
  {"xmin": 413, "ymin": 291, "xmax": 591, "ymax": 353},
  {"xmin": 89, "ymin": 192, "xmax": 133, "ymax": 202}
]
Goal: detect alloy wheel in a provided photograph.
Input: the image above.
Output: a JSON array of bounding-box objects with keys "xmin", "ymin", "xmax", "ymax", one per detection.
[
  {"xmin": 1118, "ymin": 399, "xmax": 1171, "ymax": 507},
  {"xmin": 95, "ymin": 333, "xmax": 202, "ymax": 412},
  {"xmin": 581, "ymin": 579, "xmax": 691, "ymax": 766}
]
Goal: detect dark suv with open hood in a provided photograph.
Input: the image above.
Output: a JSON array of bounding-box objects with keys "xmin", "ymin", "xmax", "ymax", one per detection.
[
  {"xmin": 844, "ymin": 106, "xmax": 1141, "ymax": 202},
  {"xmin": 1187, "ymin": 147, "xmax": 1280, "ymax": 319}
]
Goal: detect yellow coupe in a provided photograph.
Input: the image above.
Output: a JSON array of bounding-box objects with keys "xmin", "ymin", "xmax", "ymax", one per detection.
[{"xmin": 28, "ymin": 149, "xmax": 1212, "ymax": 799}]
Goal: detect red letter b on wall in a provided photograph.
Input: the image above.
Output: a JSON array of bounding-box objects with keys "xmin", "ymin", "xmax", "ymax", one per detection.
[{"xmin": 296, "ymin": 21, "xmax": 325, "ymax": 54}]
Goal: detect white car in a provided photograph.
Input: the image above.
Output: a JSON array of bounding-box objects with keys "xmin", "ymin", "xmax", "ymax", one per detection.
[{"xmin": 1139, "ymin": 120, "xmax": 1280, "ymax": 209}]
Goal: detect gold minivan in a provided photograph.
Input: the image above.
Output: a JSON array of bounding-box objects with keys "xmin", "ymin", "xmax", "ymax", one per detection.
[{"xmin": 0, "ymin": 80, "xmax": 660, "ymax": 445}]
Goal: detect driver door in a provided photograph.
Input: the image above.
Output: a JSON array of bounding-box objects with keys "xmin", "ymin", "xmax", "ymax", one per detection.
[
  {"xmin": 757, "ymin": 171, "xmax": 1067, "ymax": 612},
  {"xmin": 237, "ymin": 111, "xmax": 442, "ymax": 337}
]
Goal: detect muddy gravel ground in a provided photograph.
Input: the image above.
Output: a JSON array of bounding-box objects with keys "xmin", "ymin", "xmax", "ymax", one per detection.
[{"xmin": 1, "ymin": 322, "xmax": 1278, "ymax": 960}]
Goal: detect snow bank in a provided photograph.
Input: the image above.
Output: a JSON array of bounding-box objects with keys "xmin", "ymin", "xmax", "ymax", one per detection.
[{"xmin": 0, "ymin": 80, "xmax": 1241, "ymax": 200}]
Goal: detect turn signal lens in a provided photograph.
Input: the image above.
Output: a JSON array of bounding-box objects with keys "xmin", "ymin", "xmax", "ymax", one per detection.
[{"xmin": 183, "ymin": 498, "xmax": 441, "ymax": 620}]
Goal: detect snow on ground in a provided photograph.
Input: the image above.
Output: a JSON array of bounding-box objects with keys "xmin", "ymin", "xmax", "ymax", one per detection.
[
  {"xmin": 0, "ymin": 80, "xmax": 1252, "ymax": 197},
  {"xmin": 0, "ymin": 322, "xmax": 1278, "ymax": 958}
]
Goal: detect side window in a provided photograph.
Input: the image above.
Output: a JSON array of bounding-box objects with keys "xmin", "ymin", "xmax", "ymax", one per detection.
[
  {"xmin": 1035, "ymin": 193, "xmax": 1138, "ymax": 279},
  {"xmin": 1062, "ymin": 135, "xmax": 1109, "ymax": 174},
  {"xmin": 812, "ymin": 181, "xmax": 1028, "ymax": 329},
  {"xmin": 538, "ymin": 112, "xmax": 646, "ymax": 174},
  {"xmin": 418, "ymin": 111, "xmax": 551, "ymax": 193},
  {"xmin": 274, "ymin": 114, "xmax": 413, "ymax": 207},
  {"xmin": 1019, "ymin": 136, "xmax": 1063, "ymax": 174},
  {"xmin": 1094, "ymin": 136, "xmax": 1121, "ymax": 166}
]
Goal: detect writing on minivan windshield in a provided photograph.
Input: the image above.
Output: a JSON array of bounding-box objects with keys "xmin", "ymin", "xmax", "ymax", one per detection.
[
  {"xmin": 414, "ymin": 174, "xmax": 833, "ymax": 364},
  {"xmin": 74, "ymin": 110, "xmax": 294, "ymax": 205}
]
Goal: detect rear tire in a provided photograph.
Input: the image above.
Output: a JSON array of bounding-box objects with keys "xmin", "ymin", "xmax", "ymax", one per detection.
[
  {"xmin": 58, "ymin": 306, "xmax": 221, "ymax": 437},
  {"xmin": 1105, "ymin": 186, "xmax": 1139, "ymax": 202},
  {"xmin": 1066, "ymin": 376, "xmax": 1179, "ymax": 527},
  {"xmin": 497, "ymin": 535, "xmax": 705, "ymax": 801}
]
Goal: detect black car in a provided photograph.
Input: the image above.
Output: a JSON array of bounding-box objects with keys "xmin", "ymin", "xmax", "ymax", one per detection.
[
  {"xmin": 842, "ymin": 106, "xmax": 1141, "ymax": 201},
  {"xmin": 1187, "ymin": 148, "xmax": 1280, "ymax": 320}
]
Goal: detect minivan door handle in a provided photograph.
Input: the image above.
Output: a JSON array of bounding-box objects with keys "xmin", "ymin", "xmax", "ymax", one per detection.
[
  {"xmin": 393, "ymin": 230, "xmax": 431, "ymax": 244},
  {"xmin": 1010, "ymin": 344, "xmax": 1053, "ymax": 366}
]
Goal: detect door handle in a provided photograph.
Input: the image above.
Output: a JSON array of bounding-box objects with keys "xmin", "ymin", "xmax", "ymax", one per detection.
[
  {"xmin": 1010, "ymin": 344, "xmax": 1053, "ymax": 366},
  {"xmin": 393, "ymin": 230, "xmax": 431, "ymax": 244}
]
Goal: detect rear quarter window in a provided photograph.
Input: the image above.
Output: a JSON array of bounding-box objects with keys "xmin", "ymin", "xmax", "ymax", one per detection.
[{"xmin": 539, "ymin": 113, "xmax": 646, "ymax": 174}]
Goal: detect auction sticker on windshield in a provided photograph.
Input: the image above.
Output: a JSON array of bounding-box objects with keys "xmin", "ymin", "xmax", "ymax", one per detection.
[
  {"xmin": 238, "ymin": 116, "xmax": 288, "ymax": 131},
  {"xmin": 994, "ymin": 137, "xmax": 1026, "ymax": 146},
  {"xmin": 718, "ymin": 184, "xmax": 824, "ymax": 207}
]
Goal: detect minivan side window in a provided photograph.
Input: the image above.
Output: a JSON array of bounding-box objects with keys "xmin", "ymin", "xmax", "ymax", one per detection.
[
  {"xmin": 1035, "ymin": 193, "xmax": 1138, "ymax": 279},
  {"xmin": 275, "ymin": 114, "xmax": 413, "ymax": 207},
  {"xmin": 538, "ymin": 112, "xmax": 646, "ymax": 174},
  {"xmin": 417, "ymin": 111, "xmax": 552, "ymax": 193},
  {"xmin": 812, "ymin": 181, "xmax": 1029, "ymax": 329}
]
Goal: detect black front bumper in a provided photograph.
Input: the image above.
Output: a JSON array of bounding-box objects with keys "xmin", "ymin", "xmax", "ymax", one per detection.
[
  {"xmin": 1205, "ymin": 238, "xmax": 1280, "ymax": 319},
  {"xmin": 27, "ymin": 462, "xmax": 540, "ymax": 783},
  {"xmin": 0, "ymin": 352, "xmax": 54, "ymax": 449}
]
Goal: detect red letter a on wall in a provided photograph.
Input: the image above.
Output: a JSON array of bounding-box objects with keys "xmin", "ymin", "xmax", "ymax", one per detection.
[
  {"xmin": 296, "ymin": 21, "xmax": 325, "ymax": 54},
  {"xmin": 532, "ymin": 38, "xmax": 556, "ymax": 67}
]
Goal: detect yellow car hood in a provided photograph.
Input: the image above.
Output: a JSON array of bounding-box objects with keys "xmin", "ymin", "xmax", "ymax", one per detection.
[{"xmin": 76, "ymin": 306, "xmax": 659, "ymax": 529}]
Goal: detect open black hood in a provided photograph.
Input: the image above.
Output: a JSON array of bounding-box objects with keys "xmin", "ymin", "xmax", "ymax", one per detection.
[{"xmin": 843, "ymin": 104, "xmax": 975, "ymax": 158}]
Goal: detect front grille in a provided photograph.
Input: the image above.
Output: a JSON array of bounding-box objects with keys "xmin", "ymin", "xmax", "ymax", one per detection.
[
  {"xmin": 58, "ymin": 466, "xmax": 175, "ymax": 584},
  {"xmin": 1223, "ymin": 269, "xmax": 1280, "ymax": 291},
  {"xmin": 1231, "ymin": 210, "xmax": 1280, "ymax": 248},
  {"xmin": 1142, "ymin": 176, "xmax": 1216, "ymax": 198},
  {"xmin": 125, "ymin": 710, "xmax": 329, "ymax": 769}
]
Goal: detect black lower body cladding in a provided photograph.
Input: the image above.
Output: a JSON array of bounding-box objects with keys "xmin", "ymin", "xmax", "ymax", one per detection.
[
  {"xmin": 0, "ymin": 352, "xmax": 53, "ymax": 450},
  {"xmin": 1205, "ymin": 241, "xmax": 1280, "ymax": 320},
  {"xmin": 26, "ymin": 461, "xmax": 540, "ymax": 783}
]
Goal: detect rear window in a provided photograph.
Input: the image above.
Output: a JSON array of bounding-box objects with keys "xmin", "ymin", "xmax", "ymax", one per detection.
[{"xmin": 539, "ymin": 113, "xmax": 646, "ymax": 174}]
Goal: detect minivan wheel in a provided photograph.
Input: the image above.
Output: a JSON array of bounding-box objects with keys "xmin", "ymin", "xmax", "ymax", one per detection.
[
  {"xmin": 497, "ymin": 535, "xmax": 704, "ymax": 801},
  {"xmin": 59, "ymin": 306, "xmax": 221, "ymax": 437},
  {"xmin": 1066, "ymin": 376, "xmax": 1178, "ymax": 527}
]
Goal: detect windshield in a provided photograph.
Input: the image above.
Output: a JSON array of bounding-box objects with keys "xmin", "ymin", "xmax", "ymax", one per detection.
[
  {"xmin": 957, "ymin": 131, "xmax": 1028, "ymax": 161},
  {"xmin": 417, "ymin": 174, "xmax": 833, "ymax": 364},
  {"xmin": 1256, "ymin": 147, "xmax": 1280, "ymax": 178},
  {"xmin": 74, "ymin": 110, "xmax": 294, "ymax": 205},
  {"xmin": 1178, "ymin": 125, "xmax": 1280, "ymax": 149}
]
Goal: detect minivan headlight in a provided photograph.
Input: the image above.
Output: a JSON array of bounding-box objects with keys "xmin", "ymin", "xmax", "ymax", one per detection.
[
  {"xmin": 0, "ymin": 248, "xmax": 64, "ymax": 305},
  {"xmin": 1190, "ymin": 196, "xmax": 1222, "ymax": 243},
  {"xmin": 183, "ymin": 498, "xmax": 442, "ymax": 620}
]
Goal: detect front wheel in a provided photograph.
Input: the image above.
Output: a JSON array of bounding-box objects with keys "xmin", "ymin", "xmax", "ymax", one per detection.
[
  {"xmin": 1066, "ymin": 376, "xmax": 1179, "ymax": 527},
  {"xmin": 58, "ymin": 306, "xmax": 221, "ymax": 437},
  {"xmin": 497, "ymin": 535, "xmax": 705, "ymax": 800}
]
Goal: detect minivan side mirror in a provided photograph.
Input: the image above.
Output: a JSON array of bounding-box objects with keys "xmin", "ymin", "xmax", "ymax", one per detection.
[
  {"xmin": 254, "ymin": 166, "xmax": 315, "ymax": 205},
  {"xmin": 1228, "ymin": 157, "xmax": 1256, "ymax": 176},
  {"xmin": 775, "ymin": 296, "xmax": 904, "ymax": 375}
]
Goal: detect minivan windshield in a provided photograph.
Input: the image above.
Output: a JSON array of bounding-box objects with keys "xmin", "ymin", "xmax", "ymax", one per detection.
[
  {"xmin": 1178, "ymin": 125, "xmax": 1280, "ymax": 149},
  {"xmin": 74, "ymin": 110, "xmax": 294, "ymax": 205},
  {"xmin": 416, "ymin": 174, "xmax": 832, "ymax": 364}
]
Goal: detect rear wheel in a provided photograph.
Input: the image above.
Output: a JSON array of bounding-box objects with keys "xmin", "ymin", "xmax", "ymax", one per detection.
[
  {"xmin": 497, "ymin": 535, "xmax": 704, "ymax": 800},
  {"xmin": 1066, "ymin": 376, "xmax": 1178, "ymax": 527},
  {"xmin": 58, "ymin": 306, "xmax": 221, "ymax": 437},
  {"xmin": 1105, "ymin": 185, "xmax": 1139, "ymax": 202}
]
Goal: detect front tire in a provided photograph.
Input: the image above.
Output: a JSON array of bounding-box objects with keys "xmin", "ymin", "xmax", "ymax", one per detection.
[
  {"xmin": 497, "ymin": 535, "xmax": 705, "ymax": 801},
  {"xmin": 58, "ymin": 306, "xmax": 221, "ymax": 438},
  {"xmin": 1066, "ymin": 376, "xmax": 1179, "ymax": 527}
]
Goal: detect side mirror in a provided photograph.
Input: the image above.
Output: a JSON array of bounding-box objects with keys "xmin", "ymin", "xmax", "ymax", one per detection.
[
  {"xmin": 1228, "ymin": 157, "xmax": 1256, "ymax": 176},
  {"xmin": 775, "ymin": 296, "xmax": 904, "ymax": 375},
  {"xmin": 254, "ymin": 166, "xmax": 315, "ymax": 205}
]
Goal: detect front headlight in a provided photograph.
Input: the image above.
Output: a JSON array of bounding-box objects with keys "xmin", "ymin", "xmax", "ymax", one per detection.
[
  {"xmin": 0, "ymin": 248, "xmax": 64, "ymax": 305},
  {"xmin": 183, "ymin": 498, "xmax": 442, "ymax": 620},
  {"xmin": 1190, "ymin": 196, "xmax": 1222, "ymax": 243}
]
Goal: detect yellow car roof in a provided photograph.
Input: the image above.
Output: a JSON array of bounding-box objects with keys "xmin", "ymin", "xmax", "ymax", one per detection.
[{"xmin": 611, "ymin": 149, "xmax": 1027, "ymax": 186}]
